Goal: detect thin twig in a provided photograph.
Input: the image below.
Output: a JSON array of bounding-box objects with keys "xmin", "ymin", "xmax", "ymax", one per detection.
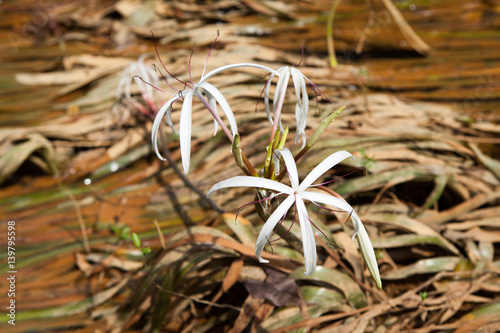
[
  {"xmin": 158, "ymin": 127, "xmax": 225, "ymax": 214},
  {"xmin": 154, "ymin": 219, "xmax": 167, "ymax": 250},
  {"xmin": 57, "ymin": 178, "xmax": 90, "ymax": 253}
]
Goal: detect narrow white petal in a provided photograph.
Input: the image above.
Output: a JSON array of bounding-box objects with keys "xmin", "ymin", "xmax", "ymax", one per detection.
[
  {"xmin": 300, "ymin": 191, "xmax": 356, "ymax": 215},
  {"xmin": 353, "ymin": 215, "xmax": 382, "ymax": 289},
  {"xmin": 295, "ymin": 198, "xmax": 317, "ymax": 275},
  {"xmin": 302, "ymin": 191, "xmax": 382, "ymax": 288},
  {"xmin": 276, "ymin": 148, "xmax": 299, "ymax": 190},
  {"xmin": 203, "ymin": 89, "xmax": 219, "ymax": 136},
  {"xmin": 179, "ymin": 93, "xmax": 194, "ymax": 174},
  {"xmin": 200, "ymin": 63, "xmax": 279, "ymax": 83},
  {"xmin": 291, "ymin": 69, "xmax": 308, "ymax": 147},
  {"xmin": 207, "ymin": 176, "xmax": 293, "ymax": 197},
  {"xmin": 264, "ymin": 74, "xmax": 276, "ymax": 124},
  {"xmin": 298, "ymin": 151, "xmax": 354, "ymax": 191},
  {"xmin": 151, "ymin": 95, "xmax": 179, "ymax": 161},
  {"xmin": 199, "ymin": 82, "xmax": 238, "ymax": 136},
  {"xmin": 116, "ymin": 77, "xmax": 127, "ymax": 99},
  {"xmin": 273, "ymin": 68, "xmax": 290, "ymax": 128},
  {"xmin": 255, "ymin": 195, "xmax": 295, "ymax": 263}
]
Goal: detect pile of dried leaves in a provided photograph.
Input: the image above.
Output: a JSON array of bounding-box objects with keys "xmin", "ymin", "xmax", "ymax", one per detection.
[{"xmin": 1, "ymin": 0, "xmax": 500, "ymax": 332}]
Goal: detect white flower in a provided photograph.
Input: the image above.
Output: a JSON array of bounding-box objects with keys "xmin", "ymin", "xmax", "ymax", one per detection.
[
  {"xmin": 151, "ymin": 69, "xmax": 239, "ymax": 175},
  {"xmin": 208, "ymin": 148, "xmax": 381, "ymax": 288},
  {"xmin": 264, "ymin": 66, "xmax": 312, "ymax": 148},
  {"xmin": 116, "ymin": 54, "xmax": 159, "ymax": 100},
  {"xmin": 152, "ymin": 61, "xmax": 280, "ymax": 174}
]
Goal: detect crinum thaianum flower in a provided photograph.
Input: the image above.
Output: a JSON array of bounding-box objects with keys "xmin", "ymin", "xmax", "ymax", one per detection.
[{"xmin": 208, "ymin": 148, "xmax": 382, "ymax": 289}]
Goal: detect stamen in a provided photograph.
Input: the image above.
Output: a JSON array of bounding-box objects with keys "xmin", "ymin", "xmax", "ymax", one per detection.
[
  {"xmin": 310, "ymin": 168, "xmax": 362, "ymax": 188},
  {"xmin": 268, "ymin": 210, "xmax": 290, "ymax": 244},
  {"xmin": 150, "ymin": 31, "xmax": 192, "ymax": 89},
  {"xmin": 255, "ymin": 73, "xmax": 274, "ymax": 114},
  {"xmin": 132, "ymin": 75, "xmax": 172, "ymax": 96},
  {"xmin": 292, "ymin": 39, "xmax": 306, "ymax": 68},
  {"xmin": 306, "ymin": 215, "xmax": 338, "ymax": 248},
  {"xmin": 234, "ymin": 193, "xmax": 280, "ymax": 222},
  {"xmin": 188, "ymin": 42, "xmax": 196, "ymax": 85},
  {"xmin": 305, "ymin": 78, "xmax": 335, "ymax": 104},
  {"xmin": 202, "ymin": 30, "xmax": 220, "ymax": 78},
  {"xmin": 152, "ymin": 64, "xmax": 178, "ymax": 93},
  {"xmin": 307, "ymin": 199, "xmax": 345, "ymax": 214}
]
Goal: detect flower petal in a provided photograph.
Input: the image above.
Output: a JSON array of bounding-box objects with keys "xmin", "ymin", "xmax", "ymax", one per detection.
[
  {"xmin": 295, "ymin": 197, "xmax": 317, "ymax": 275},
  {"xmin": 291, "ymin": 68, "xmax": 308, "ymax": 147},
  {"xmin": 298, "ymin": 150, "xmax": 354, "ymax": 191},
  {"xmin": 255, "ymin": 195, "xmax": 295, "ymax": 263},
  {"xmin": 300, "ymin": 190, "xmax": 356, "ymax": 215},
  {"xmin": 353, "ymin": 214, "xmax": 382, "ymax": 289},
  {"xmin": 264, "ymin": 73, "xmax": 276, "ymax": 124},
  {"xmin": 151, "ymin": 95, "xmax": 179, "ymax": 161},
  {"xmin": 276, "ymin": 148, "xmax": 300, "ymax": 190},
  {"xmin": 301, "ymin": 191, "xmax": 381, "ymax": 288},
  {"xmin": 199, "ymin": 82, "xmax": 238, "ymax": 136},
  {"xmin": 179, "ymin": 92, "xmax": 194, "ymax": 174},
  {"xmin": 273, "ymin": 67, "xmax": 290, "ymax": 130},
  {"xmin": 202, "ymin": 88, "xmax": 219, "ymax": 136},
  {"xmin": 207, "ymin": 176, "xmax": 293, "ymax": 197}
]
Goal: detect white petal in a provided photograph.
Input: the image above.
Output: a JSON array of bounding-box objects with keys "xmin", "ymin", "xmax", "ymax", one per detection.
[
  {"xmin": 273, "ymin": 68, "xmax": 290, "ymax": 130},
  {"xmin": 298, "ymin": 151, "xmax": 354, "ymax": 191},
  {"xmin": 295, "ymin": 197, "xmax": 317, "ymax": 275},
  {"xmin": 291, "ymin": 68, "xmax": 308, "ymax": 147},
  {"xmin": 179, "ymin": 93, "xmax": 194, "ymax": 174},
  {"xmin": 199, "ymin": 82, "xmax": 238, "ymax": 136},
  {"xmin": 276, "ymin": 148, "xmax": 299, "ymax": 190},
  {"xmin": 264, "ymin": 74, "xmax": 276, "ymax": 124},
  {"xmin": 255, "ymin": 195, "xmax": 295, "ymax": 263},
  {"xmin": 302, "ymin": 191, "xmax": 382, "ymax": 288},
  {"xmin": 203, "ymin": 89, "xmax": 219, "ymax": 136},
  {"xmin": 207, "ymin": 176, "xmax": 293, "ymax": 197},
  {"xmin": 151, "ymin": 95, "xmax": 179, "ymax": 161},
  {"xmin": 353, "ymin": 215, "xmax": 382, "ymax": 289},
  {"xmin": 300, "ymin": 191, "xmax": 356, "ymax": 216},
  {"xmin": 200, "ymin": 63, "xmax": 279, "ymax": 83}
]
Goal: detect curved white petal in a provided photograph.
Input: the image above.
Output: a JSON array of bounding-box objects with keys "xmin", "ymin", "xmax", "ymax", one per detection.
[
  {"xmin": 200, "ymin": 63, "xmax": 279, "ymax": 83},
  {"xmin": 207, "ymin": 176, "xmax": 293, "ymax": 197},
  {"xmin": 291, "ymin": 68, "xmax": 308, "ymax": 147},
  {"xmin": 264, "ymin": 74, "xmax": 276, "ymax": 124},
  {"xmin": 255, "ymin": 195, "xmax": 295, "ymax": 263},
  {"xmin": 302, "ymin": 191, "xmax": 381, "ymax": 288},
  {"xmin": 202, "ymin": 88, "xmax": 219, "ymax": 136},
  {"xmin": 295, "ymin": 197, "xmax": 317, "ymax": 275},
  {"xmin": 273, "ymin": 68, "xmax": 290, "ymax": 130},
  {"xmin": 276, "ymin": 148, "xmax": 299, "ymax": 190},
  {"xmin": 199, "ymin": 82, "xmax": 238, "ymax": 136},
  {"xmin": 300, "ymin": 191, "xmax": 356, "ymax": 215},
  {"xmin": 179, "ymin": 93, "xmax": 194, "ymax": 174},
  {"xmin": 299, "ymin": 151, "xmax": 354, "ymax": 191},
  {"xmin": 151, "ymin": 95, "xmax": 179, "ymax": 161},
  {"xmin": 353, "ymin": 214, "xmax": 382, "ymax": 289}
]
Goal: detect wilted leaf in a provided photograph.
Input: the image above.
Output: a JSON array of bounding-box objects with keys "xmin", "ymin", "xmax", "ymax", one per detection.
[{"xmin": 290, "ymin": 266, "xmax": 366, "ymax": 309}]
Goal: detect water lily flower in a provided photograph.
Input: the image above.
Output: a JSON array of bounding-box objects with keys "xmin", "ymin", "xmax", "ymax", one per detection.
[{"xmin": 208, "ymin": 148, "xmax": 381, "ymax": 288}]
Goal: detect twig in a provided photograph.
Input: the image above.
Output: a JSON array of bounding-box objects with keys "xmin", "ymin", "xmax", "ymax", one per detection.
[
  {"xmin": 158, "ymin": 127, "xmax": 225, "ymax": 215},
  {"xmin": 154, "ymin": 219, "xmax": 166, "ymax": 249},
  {"xmin": 57, "ymin": 178, "xmax": 90, "ymax": 253}
]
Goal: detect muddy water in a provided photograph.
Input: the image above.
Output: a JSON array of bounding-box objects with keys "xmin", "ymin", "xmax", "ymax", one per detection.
[{"xmin": 0, "ymin": 0, "xmax": 499, "ymax": 329}]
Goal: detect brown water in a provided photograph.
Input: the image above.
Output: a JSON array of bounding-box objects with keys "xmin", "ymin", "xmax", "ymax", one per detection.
[{"xmin": 0, "ymin": 0, "xmax": 499, "ymax": 330}]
